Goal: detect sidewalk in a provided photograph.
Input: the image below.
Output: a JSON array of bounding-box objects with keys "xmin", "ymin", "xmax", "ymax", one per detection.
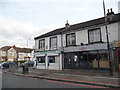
[{"xmin": 5, "ymin": 67, "xmax": 120, "ymax": 88}]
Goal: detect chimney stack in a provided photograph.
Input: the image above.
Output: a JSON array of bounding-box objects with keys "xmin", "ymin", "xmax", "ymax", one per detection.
[{"xmin": 65, "ymin": 20, "xmax": 70, "ymax": 27}]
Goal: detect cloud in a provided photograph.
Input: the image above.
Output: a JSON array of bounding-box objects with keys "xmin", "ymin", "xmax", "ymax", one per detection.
[
  {"xmin": 0, "ymin": 17, "xmax": 60, "ymax": 48},
  {"xmin": 1, "ymin": 0, "xmax": 119, "ymax": 3}
]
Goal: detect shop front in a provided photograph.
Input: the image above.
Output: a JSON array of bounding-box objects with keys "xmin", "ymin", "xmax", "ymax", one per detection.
[
  {"xmin": 35, "ymin": 50, "xmax": 62, "ymax": 70},
  {"xmin": 64, "ymin": 43, "xmax": 111, "ymax": 70}
]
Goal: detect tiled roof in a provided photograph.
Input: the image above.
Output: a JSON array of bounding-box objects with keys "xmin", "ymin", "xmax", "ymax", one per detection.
[
  {"xmin": 13, "ymin": 46, "xmax": 33, "ymax": 53},
  {"xmin": 1, "ymin": 46, "xmax": 11, "ymax": 51},
  {"xmin": 34, "ymin": 13, "xmax": 120, "ymax": 40},
  {"xmin": 1, "ymin": 45, "xmax": 33, "ymax": 53}
]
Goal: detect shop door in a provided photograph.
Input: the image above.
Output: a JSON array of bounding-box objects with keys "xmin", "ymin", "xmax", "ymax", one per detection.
[
  {"xmin": 70, "ymin": 53, "xmax": 79, "ymax": 69},
  {"xmin": 79, "ymin": 52, "xmax": 90, "ymax": 69},
  {"xmin": 64, "ymin": 53, "xmax": 79, "ymax": 70}
]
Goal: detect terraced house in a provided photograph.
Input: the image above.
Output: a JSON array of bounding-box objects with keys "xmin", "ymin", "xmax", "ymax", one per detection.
[
  {"xmin": 0, "ymin": 45, "xmax": 34, "ymax": 62},
  {"xmin": 34, "ymin": 12, "xmax": 120, "ymax": 72}
]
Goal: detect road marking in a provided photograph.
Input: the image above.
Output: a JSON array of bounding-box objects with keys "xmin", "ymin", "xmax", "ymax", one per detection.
[{"xmin": 45, "ymin": 80, "xmax": 107, "ymax": 88}]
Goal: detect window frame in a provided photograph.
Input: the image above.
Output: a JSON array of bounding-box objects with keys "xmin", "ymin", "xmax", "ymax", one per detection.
[
  {"xmin": 38, "ymin": 39, "xmax": 45, "ymax": 50},
  {"xmin": 88, "ymin": 28, "xmax": 102, "ymax": 44},
  {"xmin": 50, "ymin": 36, "xmax": 57, "ymax": 49},
  {"xmin": 48, "ymin": 56, "xmax": 55, "ymax": 63},
  {"xmin": 66, "ymin": 33, "xmax": 76, "ymax": 46}
]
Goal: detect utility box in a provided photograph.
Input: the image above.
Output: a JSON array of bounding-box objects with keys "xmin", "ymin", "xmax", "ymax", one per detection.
[{"xmin": 22, "ymin": 65, "xmax": 29, "ymax": 74}]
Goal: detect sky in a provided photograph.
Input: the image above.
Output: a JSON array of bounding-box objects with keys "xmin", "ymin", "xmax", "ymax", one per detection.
[{"xmin": 0, "ymin": 0, "xmax": 119, "ymax": 48}]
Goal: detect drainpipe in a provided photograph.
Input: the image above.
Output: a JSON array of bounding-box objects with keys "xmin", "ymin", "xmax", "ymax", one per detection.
[{"xmin": 61, "ymin": 32, "xmax": 64, "ymax": 70}]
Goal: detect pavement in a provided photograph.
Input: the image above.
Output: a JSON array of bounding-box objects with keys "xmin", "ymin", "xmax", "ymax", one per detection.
[{"xmin": 3, "ymin": 67, "xmax": 120, "ymax": 88}]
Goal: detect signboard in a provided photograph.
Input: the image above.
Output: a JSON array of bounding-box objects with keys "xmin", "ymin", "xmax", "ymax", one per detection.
[
  {"xmin": 113, "ymin": 40, "xmax": 120, "ymax": 47},
  {"xmin": 64, "ymin": 43, "xmax": 107, "ymax": 52},
  {"xmin": 35, "ymin": 50, "xmax": 61, "ymax": 56}
]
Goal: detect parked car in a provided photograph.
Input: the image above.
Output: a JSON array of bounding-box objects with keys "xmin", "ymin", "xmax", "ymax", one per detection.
[
  {"xmin": 0, "ymin": 61, "xmax": 16, "ymax": 69},
  {"xmin": 20, "ymin": 61, "xmax": 34, "ymax": 67}
]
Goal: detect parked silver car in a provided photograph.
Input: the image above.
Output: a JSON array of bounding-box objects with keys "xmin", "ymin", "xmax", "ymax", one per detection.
[
  {"xmin": 0, "ymin": 61, "xmax": 16, "ymax": 69},
  {"xmin": 20, "ymin": 61, "xmax": 34, "ymax": 67}
]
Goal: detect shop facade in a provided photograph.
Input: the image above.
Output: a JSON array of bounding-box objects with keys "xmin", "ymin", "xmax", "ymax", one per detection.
[
  {"xmin": 35, "ymin": 50, "xmax": 62, "ymax": 70},
  {"xmin": 34, "ymin": 13, "xmax": 119, "ymax": 71},
  {"xmin": 64, "ymin": 43, "xmax": 112, "ymax": 70}
]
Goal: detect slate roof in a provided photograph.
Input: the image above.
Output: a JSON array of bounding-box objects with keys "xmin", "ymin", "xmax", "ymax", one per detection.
[{"xmin": 34, "ymin": 13, "xmax": 120, "ymax": 40}]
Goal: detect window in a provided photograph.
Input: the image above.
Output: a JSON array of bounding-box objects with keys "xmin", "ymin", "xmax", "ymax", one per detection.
[
  {"xmin": 9, "ymin": 52, "xmax": 14, "ymax": 56},
  {"xmin": 39, "ymin": 39, "xmax": 45, "ymax": 49},
  {"xmin": 2, "ymin": 51, "xmax": 6, "ymax": 56},
  {"xmin": 88, "ymin": 28, "xmax": 101, "ymax": 43},
  {"xmin": 19, "ymin": 53, "xmax": 24, "ymax": 57},
  {"xmin": 48, "ymin": 56, "xmax": 55, "ymax": 63},
  {"xmin": 37, "ymin": 57, "xmax": 45, "ymax": 63},
  {"xmin": 66, "ymin": 33, "xmax": 76, "ymax": 46},
  {"xmin": 50, "ymin": 37, "xmax": 57, "ymax": 48}
]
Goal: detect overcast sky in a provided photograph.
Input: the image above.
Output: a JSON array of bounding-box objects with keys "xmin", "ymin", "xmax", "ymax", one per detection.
[{"xmin": 0, "ymin": 0, "xmax": 119, "ymax": 48}]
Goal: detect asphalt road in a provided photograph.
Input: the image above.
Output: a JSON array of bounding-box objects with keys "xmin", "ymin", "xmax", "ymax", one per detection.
[{"xmin": 2, "ymin": 73, "xmax": 106, "ymax": 88}]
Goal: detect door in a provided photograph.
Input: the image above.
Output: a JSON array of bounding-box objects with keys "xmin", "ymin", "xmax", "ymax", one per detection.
[
  {"xmin": 64, "ymin": 53, "xmax": 79, "ymax": 70},
  {"xmin": 79, "ymin": 52, "xmax": 90, "ymax": 69}
]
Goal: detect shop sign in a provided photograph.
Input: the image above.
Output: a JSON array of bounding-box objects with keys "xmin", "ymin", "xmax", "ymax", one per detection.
[
  {"xmin": 35, "ymin": 50, "xmax": 61, "ymax": 56},
  {"xmin": 64, "ymin": 43, "xmax": 107, "ymax": 52}
]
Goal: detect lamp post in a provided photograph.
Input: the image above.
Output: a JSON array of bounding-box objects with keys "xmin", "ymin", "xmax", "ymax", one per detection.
[{"xmin": 103, "ymin": 0, "xmax": 113, "ymax": 76}]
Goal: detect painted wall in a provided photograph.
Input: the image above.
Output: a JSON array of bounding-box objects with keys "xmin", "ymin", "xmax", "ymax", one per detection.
[
  {"xmin": 35, "ymin": 35, "xmax": 62, "ymax": 51},
  {"xmin": 7, "ymin": 48, "xmax": 17, "ymax": 61},
  {"xmin": 35, "ymin": 22, "xmax": 119, "ymax": 49},
  {"xmin": 101, "ymin": 23, "xmax": 119, "ymax": 42},
  {"xmin": 76, "ymin": 29, "xmax": 88, "ymax": 45}
]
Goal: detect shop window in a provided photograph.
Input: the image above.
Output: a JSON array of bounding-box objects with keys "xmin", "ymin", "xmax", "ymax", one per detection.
[
  {"xmin": 99, "ymin": 50, "xmax": 108, "ymax": 61},
  {"xmin": 48, "ymin": 56, "xmax": 55, "ymax": 63},
  {"xmin": 50, "ymin": 37, "xmax": 57, "ymax": 48},
  {"xmin": 87, "ymin": 51, "xmax": 98, "ymax": 61},
  {"xmin": 66, "ymin": 33, "xmax": 76, "ymax": 46},
  {"xmin": 39, "ymin": 39, "xmax": 45, "ymax": 50},
  {"xmin": 88, "ymin": 28, "xmax": 102, "ymax": 43},
  {"xmin": 37, "ymin": 57, "xmax": 45, "ymax": 63}
]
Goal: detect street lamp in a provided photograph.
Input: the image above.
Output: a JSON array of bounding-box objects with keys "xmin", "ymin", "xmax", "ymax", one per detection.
[{"xmin": 103, "ymin": 0, "xmax": 113, "ymax": 76}]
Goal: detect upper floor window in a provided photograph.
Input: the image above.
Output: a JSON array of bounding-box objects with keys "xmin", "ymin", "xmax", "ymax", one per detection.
[
  {"xmin": 88, "ymin": 28, "xmax": 102, "ymax": 43},
  {"xmin": 19, "ymin": 53, "xmax": 24, "ymax": 57},
  {"xmin": 66, "ymin": 33, "xmax": 76, "ymax": 46},
  {"xmin": 9, "ymin": 52, "xmax": 14, "ymax": 56},
  {"xmin": 2, "ymin": 51, "xmax": 6, "ymax": 56},
  {"xmin": 50, "ymin": 37, "xmax": 57, "ymax": 48},
  {"xmin": 39, "ymin": 39, "xmax": 45, "ymax": 50}
]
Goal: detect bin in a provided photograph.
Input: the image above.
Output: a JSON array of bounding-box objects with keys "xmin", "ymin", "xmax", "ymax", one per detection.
[{"xmin": 22, "ymin": 65, "xmax": 29, "ymax": 74}]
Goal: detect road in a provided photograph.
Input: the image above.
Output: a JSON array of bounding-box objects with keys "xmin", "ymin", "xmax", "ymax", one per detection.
[{"xmin": 2, "ymin": 73, "xmax": 106, "ymax": 88}]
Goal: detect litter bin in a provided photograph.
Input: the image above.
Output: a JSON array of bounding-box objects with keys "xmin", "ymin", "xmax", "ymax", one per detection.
[{"xmin": 22, "ymin": 65, "xmax": 29, "ymax": 74}]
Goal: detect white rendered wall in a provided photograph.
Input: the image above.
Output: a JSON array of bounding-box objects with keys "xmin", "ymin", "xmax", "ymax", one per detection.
[
  {"xmin": 101, "ymin": 23, "xmax": 119, "ymax": 42},
  {"xmin": 76, "ymin": 29, "xmax": 88, "ymax": 45}
]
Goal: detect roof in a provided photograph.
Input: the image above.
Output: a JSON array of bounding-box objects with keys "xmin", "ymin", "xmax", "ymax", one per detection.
[
  {"xmin": 0, "ymin": 46, "xmax": 11, "ymax": 51},
  {"xmin": 1, "ymin": 45, "xmax": 33, "ymax": 53},
  {"xmin": 34, "ymin": 13, "xmax": 120, "ymax": 40},
  {"xmin": 34, "ymin": 27, "xmax": 65, "ymax": 40},
  {"xmin": 13, "ymin": 46, "xmax": 33, "ymax": 53}
]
